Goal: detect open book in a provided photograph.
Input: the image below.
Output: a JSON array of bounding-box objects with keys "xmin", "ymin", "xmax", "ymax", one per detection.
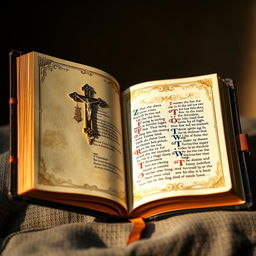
[{"xmin": 9, "ymin": 51, "xmax": 252, "ymax": 220}]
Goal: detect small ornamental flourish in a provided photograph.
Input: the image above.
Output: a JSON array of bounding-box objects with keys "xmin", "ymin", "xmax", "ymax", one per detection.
[
  {"xmin": 198, "ymin": 79, "xmax": 213, "ymax": 88},
  {"xmin": 39, "ymin": 57, "xmax": 69, "ymax": 83},
  {"xmin": 130, "ymin": 80, "xmax": 213, "ymax": 102},
  {"xmin": 38, "ymin": 158, "xmax": 123, "ymax": 199},
  {"xmin": 80, "ymin": 69, "xmax": 93, "ymax": 76}
]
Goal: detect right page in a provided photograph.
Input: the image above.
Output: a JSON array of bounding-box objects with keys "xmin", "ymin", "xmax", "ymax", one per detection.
[{"xmin": 122, "ymin": 74, "xmax": 234, "ymax": 210}]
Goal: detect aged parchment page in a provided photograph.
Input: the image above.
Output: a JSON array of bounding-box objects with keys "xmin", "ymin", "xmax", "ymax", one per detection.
[
  {"xmin": 122, "ymin": 74, "xmax": 232, "ymax": 209},
  {"xmin": 33, "ymin": 53, "xmax": 126, "ymax": 208}
]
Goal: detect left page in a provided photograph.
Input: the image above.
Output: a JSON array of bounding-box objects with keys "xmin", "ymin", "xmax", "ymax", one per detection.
[{"xmin": 32, "ymin": 52, "xmax": 126, "ymax": 209}]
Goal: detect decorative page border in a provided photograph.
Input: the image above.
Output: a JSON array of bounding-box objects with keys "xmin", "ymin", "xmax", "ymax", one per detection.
[
  {"xmin": 126, "ymin": 79, "xmax": 226, "ymax": 200},
  {"xmin": 130, "ymin": 79, "xmax": 213, "ymax": 102},
  {"xmin": 37, "ymin": 56, "xmax": 124, "ymax": 200},
  {"xmin": 38, "ymin": 56, "xmax": 119, "ymax": 93}
]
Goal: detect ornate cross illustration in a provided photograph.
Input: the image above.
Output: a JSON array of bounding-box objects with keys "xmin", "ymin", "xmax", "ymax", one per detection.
[{"xmin": 68, "ymin": 84, "xmax": 107, "ymax": 144}]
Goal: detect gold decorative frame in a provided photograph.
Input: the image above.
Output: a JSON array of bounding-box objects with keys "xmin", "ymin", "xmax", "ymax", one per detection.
[
  {"xmin": 130, "ymin": 79, "xmax": 213, "ymax": 103},
  {"xmin": 127, "ymin": 78, "xmax": 226, "ymax": 202}
]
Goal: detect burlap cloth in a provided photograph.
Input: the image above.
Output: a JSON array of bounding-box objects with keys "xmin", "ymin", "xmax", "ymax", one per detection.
[{"xmin": 0, "ymin": 118, "xmax": 255, "ymax": 255}]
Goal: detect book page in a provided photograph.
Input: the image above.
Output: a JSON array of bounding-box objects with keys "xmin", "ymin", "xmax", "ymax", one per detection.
[
  {"xmin": 33, "ymin": 53, "xmax": 126, "ymax": 209},
  {"xmin": 122, "ymin": 74, "xmax": 232, "ymax": 209}
]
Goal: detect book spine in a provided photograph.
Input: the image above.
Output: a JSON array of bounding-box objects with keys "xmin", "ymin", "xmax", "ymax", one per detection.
[
  {"xmin": 226, "ymin": 78, "xmax": 253, "ymax": 209},
  {"xmin": 8, "ymin": 50, "xmax": 22, "ymax": 200}
]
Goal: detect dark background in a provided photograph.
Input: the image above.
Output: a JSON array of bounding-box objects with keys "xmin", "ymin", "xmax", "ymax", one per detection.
[{"xmin": 0, "ymin": 0, "xmax": 254, "ymax": 126}]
